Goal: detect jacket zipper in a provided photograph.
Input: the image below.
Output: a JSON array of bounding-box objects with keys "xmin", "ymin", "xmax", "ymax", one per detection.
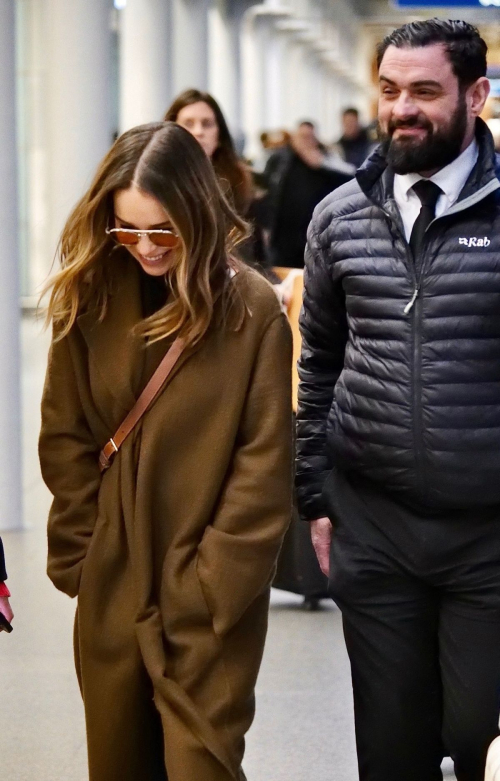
[
  {"xmin": 408, "ymin": 233, "xmax": 434, "ymax": 504},
  {"xmin": 383, "ymin": 205, "xmax": 426, "ymax": 502},
  {"xmin": 412, "ymin": 266, "xmax": 425, "ymax": 502}
]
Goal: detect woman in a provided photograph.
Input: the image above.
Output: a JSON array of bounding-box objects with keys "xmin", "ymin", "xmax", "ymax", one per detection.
[
  {"xmin": 39, "ymin": 122, "xmax": 293, "ymax": 781},
  {"xmin": 0, "ymin": 538, "xmax": 13, "ymax": 630},
  {"xmin": 164, "ymin": 89, "xmax": 252, "ymax": 216},
  {"xmin": 164, "ymin": 90, "xmax": 273, "ymax": 275}
]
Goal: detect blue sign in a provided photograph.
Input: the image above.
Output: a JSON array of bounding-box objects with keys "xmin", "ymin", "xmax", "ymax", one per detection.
[{"xmin": 394, "ymin": 0, "xmax": 500, "ymax": 6}]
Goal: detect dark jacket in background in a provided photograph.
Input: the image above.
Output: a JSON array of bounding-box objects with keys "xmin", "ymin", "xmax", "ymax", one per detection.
[
  {"xmin": 0, "ymin": 538, "xmax": 7, "ymax": 582},
  {"xmin": 297, "ymin": 119, "xmax": 500, "ymax": 521},
  {"xmin": 336, "ymin": 128, "xmax": 372, "ymax": 169},
  {"xmin": 265, "ymin": 146, "xmax": 351, "ymax": 269}
]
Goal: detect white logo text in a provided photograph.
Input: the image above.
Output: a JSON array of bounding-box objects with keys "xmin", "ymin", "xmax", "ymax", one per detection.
[{"xmin": 458, "ymin": 237, "xmax": 491, "ymax": 248}]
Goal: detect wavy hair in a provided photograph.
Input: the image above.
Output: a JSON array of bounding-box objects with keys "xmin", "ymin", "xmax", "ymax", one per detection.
[
  {"xmin": 164, "ymin": 89, "xmax": 253, "ymax": 215},
  {"xmin": 43, "ymin": 121, "xmax": 249, "ymax": 346}
]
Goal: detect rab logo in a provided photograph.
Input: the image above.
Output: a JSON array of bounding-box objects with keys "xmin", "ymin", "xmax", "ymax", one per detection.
[{"xmin": 459, "ymin": 237, "xmax": 491, "ymax": 247}]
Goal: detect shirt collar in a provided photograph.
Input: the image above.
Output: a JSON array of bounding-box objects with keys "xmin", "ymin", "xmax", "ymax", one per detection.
[{"xmin": 395, "ymin": 138, "xmax": 479, "ymax": 204}]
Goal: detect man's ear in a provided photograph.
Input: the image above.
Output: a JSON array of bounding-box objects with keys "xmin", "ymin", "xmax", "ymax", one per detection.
[{"xmin": 468, "ymin": 77, "xmax": 490, "ymax": 118}]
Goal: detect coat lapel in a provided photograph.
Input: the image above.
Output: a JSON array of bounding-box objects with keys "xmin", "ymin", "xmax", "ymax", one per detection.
[
  {"xmin": 77, "ymin": 257, "xmax": 145, "ymax": 414},
  {"xmin": 77, "ymin": 255, "xmax": 201, "ymax": 419}
]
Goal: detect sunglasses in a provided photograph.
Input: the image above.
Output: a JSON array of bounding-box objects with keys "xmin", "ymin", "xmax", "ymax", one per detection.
[{"xmin": 106, "ymin": 227, "xmax": 180, "ymax": 249}]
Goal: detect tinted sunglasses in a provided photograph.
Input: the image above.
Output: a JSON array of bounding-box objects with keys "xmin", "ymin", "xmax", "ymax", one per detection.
[{"xmin": 106, "ymin": 227, "xmax": 180, "ymax": 249}]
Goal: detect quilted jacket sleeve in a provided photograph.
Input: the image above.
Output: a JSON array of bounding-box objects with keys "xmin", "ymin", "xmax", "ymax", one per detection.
[{"xmin": 296, "ymin": 220, "xmax": 348, "ymax": 521}]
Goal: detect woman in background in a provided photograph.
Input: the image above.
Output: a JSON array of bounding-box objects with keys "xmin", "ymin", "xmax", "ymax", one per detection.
[
  {"xmin": 165, "ymin": 90, "xmax": 271, "ymax": 272},
  {"xmin": 164, "ymin": 89, "xmax": 252, "ymax": 216},
  {"xmin": 39, "ymin": 121, "xmax": 292, "ymax": 781}
]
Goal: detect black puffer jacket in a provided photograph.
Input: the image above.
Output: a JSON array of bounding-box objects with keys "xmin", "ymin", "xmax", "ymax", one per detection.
[{"xmin": 296, "ymin": 120, "xmax": 500, "ymax": 520}]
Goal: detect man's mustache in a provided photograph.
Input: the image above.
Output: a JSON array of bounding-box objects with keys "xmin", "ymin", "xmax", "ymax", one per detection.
[{"xmin": 388, "ymin": 116, "xmax": 433, "ymax": 134}]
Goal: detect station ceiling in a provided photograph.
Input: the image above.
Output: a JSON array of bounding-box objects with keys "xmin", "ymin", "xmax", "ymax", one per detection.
[{"xmin": 354, "ymin": 0, "xmax": 500, "ymax": 65}]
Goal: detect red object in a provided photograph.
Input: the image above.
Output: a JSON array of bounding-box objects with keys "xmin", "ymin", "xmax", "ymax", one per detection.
[{"xmin": 0, "ymin": 582, "xmax": 10, "ymax": 598}]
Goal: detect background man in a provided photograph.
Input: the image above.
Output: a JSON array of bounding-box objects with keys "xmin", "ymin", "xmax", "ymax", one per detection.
[
  {"xmin": 333, "ymin": 107, "xmax": 373, "ymax": 169},
  {"xmin": 297, "ymin": 19, "xmax": 500, "ymax": 781},
  {"xmin": 265, "ymin": 120, "xmax": 352, "ymax": 269}
]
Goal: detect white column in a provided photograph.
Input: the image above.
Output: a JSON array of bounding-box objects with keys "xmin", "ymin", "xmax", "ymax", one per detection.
[
  {"xmin": 0, "ymin": 0, "xmax": 22, "ymax": 530},
  {"xmin": 286, "ymin": 37, "xmax": 308, "ymax": 126},
  {"xmin": 241, "ymin": 10, "xmax": 269, "ymax": 161},
  {"xmin": 16, "ymin": 0, "xmax": 50, "ymax": 299},
  {"xmin": 119, "ymin": 0, "xmax": 171, "ymax": 131},
  {"xmin": 171, "ymin": 0, "xmax": 209, "ymax": 95},
  {"xmin": 45, "ymin": 0, "xmax": 113, "ymax": 258},
  {"xmin": 265, "ymin": 28, "xmax": 288, "ymax": 130},
  {"xmin": 208, "ymin": 0, "xmax": 238, "ymax": 132}
]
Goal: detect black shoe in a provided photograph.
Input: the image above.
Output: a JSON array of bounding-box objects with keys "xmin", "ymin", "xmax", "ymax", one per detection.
[{"xmin": 302, "ymin": 596, "xmax": 321, "ymax": 611}]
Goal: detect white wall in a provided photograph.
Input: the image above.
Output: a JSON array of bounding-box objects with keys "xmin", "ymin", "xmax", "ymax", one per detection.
[
  {"xmin": 240, "ymin": 0, "xmax": 372, "ymax": 158},
  {"xmin": 16, "ymin": 0, "xmax": 373, "ymax": 295}
]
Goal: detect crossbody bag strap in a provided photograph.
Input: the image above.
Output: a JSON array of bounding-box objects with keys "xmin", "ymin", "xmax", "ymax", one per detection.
[{"xmin": 99, "ymin": 336, "xmax": 185, "ymax": 473}]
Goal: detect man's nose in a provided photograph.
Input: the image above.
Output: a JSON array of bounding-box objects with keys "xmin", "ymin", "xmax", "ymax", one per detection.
[{"xmin": 392, "ymin": 92, "xmax": 419, "ymax": 120}]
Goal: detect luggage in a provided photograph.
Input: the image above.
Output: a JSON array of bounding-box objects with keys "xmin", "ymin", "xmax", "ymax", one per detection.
[
  {"xmin": 271, "ymin": 269, "xmax": 330, "ymax": 604},
  {"xmin": 273, "ymin": 500, "xmax": 329, "ymax": 601}
]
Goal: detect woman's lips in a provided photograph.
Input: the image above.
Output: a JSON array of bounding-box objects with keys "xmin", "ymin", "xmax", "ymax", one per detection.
[{"xmin": 139, "ymin": 251, "xmax": 169, "ymax": 265}]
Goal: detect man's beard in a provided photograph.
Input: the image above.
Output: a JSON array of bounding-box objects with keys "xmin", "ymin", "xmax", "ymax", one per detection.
[{"xmin": 378, "ymin": 95, "xmax": 468, "ymax": 175}]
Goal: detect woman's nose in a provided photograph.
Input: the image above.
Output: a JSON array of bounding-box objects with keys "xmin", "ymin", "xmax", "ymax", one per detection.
[{"xmin": 136, "ymin": 235, "xmax": 157, "ymax": 256}]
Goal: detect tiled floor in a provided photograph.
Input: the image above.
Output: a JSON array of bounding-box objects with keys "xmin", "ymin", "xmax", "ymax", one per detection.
[{"xmin": 0, "ymin": 315, "xmax": 456, "ymax": 781}]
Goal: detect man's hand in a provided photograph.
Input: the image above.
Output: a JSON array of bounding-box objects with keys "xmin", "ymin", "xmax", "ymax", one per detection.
[
  {"xmin": 311, "ymin": 517, "xmax": 333, "ymax": 578},
  {"xmin": 0, "ymin": 596, "xmax": 13, "ymax": 631}
]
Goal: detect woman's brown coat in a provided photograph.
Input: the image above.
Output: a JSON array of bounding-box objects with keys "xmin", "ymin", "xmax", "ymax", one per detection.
[{"xmin": 39, "ymin": 260, "xmax": 293, "ymax": 781}]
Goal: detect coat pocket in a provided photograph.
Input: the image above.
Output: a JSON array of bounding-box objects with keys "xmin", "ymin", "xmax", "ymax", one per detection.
[{"xmin": 196, "ymin": 525, "xmax": 279, "ymax": 639}]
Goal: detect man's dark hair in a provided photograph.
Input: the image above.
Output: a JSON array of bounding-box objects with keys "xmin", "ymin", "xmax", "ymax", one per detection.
[
  {"xmin": 343, "ymin": 107, "xmax": 359, "ymax": 118},
  {"xmin": 377, "ymin": 18, "xmax": 487, "ymax": 90},
  {"xmin": 298, "ymin": 120, "xmax": 315, "ymax": 129}
]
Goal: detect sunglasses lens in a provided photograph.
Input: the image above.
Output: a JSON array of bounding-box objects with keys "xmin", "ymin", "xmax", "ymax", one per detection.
[
  {"xmin": 113, "ymin": 231, "xmax": 139, "ymax": 245},
  {"xmin": 151, "ymin": 232, "xmax": 180, "ymax": 248}
]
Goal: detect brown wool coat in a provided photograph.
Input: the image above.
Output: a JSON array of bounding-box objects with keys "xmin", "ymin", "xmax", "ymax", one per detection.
[{"xmin": 39, "ymin": 260, "xmax": 293, "ymax": 781}]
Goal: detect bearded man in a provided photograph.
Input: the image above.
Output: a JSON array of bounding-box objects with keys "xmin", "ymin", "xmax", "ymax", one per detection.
[{"xmin": 296, "ymin": 19, "xmax": 500, "ymax": 781}]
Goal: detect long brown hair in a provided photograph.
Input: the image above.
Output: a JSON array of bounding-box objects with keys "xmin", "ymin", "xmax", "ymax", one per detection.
[
  {"xmin": 164, "ymin": 89, "xmax": 253, "ymax": 215},
  {"xmin": 44, "ymin": 121, "xmax": 249, "ymax": 346}
]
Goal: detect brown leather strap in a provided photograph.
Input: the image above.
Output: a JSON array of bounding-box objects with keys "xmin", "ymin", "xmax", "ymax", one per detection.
[{"xmin": 99, "ymin": 336, "xmax": 185, "ymax": 473}]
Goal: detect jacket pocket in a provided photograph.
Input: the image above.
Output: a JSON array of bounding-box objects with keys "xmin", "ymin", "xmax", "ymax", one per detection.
[{"xmin": 196, "ymin": 525, "xmax": 279, "ymax": 639}]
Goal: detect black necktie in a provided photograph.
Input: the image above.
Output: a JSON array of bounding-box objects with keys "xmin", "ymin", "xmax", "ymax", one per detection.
[{"xmin": 409, "ymin": 180, "xmax": 442, "ymax": 268}]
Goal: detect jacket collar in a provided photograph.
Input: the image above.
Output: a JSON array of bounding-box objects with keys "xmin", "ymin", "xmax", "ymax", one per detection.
[
  {"xmin": 76, "ymin": 254, "xmax": 196, "ymax": 417},
  {"xmin": 76, "ymin": 253, "xmax": 146, "ymax": 414},
  {"xmin": 356, "ymin": 118, "xmax": 500, "ymax": 211}
]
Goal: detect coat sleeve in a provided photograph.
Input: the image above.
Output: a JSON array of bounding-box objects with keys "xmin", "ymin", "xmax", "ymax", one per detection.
[
  {"xmin": 0, "ymin": 538, "xmax": 7, "ymax": 582},
  {"xmin": 39, "ymin": 334, "xmax": 101, "ymax": 598},
  {"xmin": 295, "ymin": 220, "xmax": 348, "ymax": 521},
  {"xmin": 196, "ymin": 313, "xmax": 293, "ymax": 638}
]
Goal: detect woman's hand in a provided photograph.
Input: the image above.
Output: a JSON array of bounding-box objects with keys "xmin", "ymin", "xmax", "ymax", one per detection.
[
  {"xmin": 0, "ymin": 596, "xmax": 13, "ymax": 630},
  {"xmin": 274, "ymin": 270, "xmax": 303, "ymax": 312}
]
